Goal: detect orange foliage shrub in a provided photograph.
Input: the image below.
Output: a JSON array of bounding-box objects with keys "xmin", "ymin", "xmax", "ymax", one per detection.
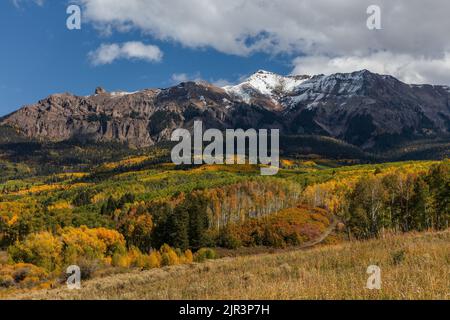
[
  {"xmin": 0, "ymin": 263, "xmax": 49, "ymax": 288},
  {"xmin": 112, "ymin": 246, "xmax": 152, "ymax": 269},
  {"xmin": 8, "ymin": 231, "xmax": 62, "ymax": 271},
  {"xmin": 160, "ymin": 244, "xmax": 180, "ymax": 266},
  {"xmin": 110, "ymin": 244, "xmax": 194, "ymax": 269},
  {"xmin": 61, "ymin": 226, "xmax": 126, "ymax": 265},
  {"xmin": 61, "ymin": 226, "xmax": 108, "ymax": 263},
  {"xmin": 148, "ymin": 251, "xmax": 162, "ymax": 268},
  {"xmin": 219, "ymin": 206, "xmax": 331, "ymax": 248},
  {"xmin": 8, "ymin": 226, "xmax": 127, "ymax": 272},
  {"xmin": 183, "ymin": 249, "xmax": 194, "ymax": 264},
  {"xmin": 93, "ymin": 227, "xmax": 127, "ymax": 256},
  {"xmin": 6, "ymin": 227, "xmax": 209, "ymax": 290}
]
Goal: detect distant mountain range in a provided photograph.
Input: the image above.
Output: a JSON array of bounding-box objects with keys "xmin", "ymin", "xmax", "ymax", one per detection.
[{"xmin": 1, "ymin": 69, "xmax": 450, "ymax": 156}]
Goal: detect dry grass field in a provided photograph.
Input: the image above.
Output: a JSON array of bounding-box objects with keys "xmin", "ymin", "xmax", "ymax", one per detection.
[{"xmin": 7, "ymin": 230, "xmax": 449, "ymax": 300}]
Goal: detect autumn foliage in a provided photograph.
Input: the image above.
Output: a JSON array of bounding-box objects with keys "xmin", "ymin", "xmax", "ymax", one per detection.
[
  {"xmin": 217, "ymin": 206, "xmax": 331, "ymax": 249},
  {"xmin": 1, "ymin": 152, "xmax": 449, "ymax": 292},
  {"xmin": 7, "ymin": 226, "xmax": 203, "ymax": 277},
  {"xmin": 301, "ymin": 161, "xmax": 450, "ymax": 239}
]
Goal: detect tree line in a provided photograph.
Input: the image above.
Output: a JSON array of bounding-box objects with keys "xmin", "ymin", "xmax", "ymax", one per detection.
[{"xmin": 302, "ymin": 161, "xmax": 449, "ymax": 239}]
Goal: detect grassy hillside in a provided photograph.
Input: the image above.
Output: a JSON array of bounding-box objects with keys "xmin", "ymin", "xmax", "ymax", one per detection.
[
  {"xmin": 0, "ymin": 137, "xmax": 448, "ymax": 299},
  {"xmin": 9, "ymin": 230, "xmax": 449, "ymax": 300}
]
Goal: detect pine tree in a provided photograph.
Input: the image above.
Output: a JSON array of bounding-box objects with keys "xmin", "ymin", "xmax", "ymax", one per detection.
[
  {"xmin": 167, "ymin": 205, "xmax": 189, "ymax": 250},
  {"xmin": 150, "ymin": 203, "xmax": 172, "ymax": 248},
  {"xmin": 187, "ymin": 195, "xmax": 209, "ymax": 250},
  {"xmin": 427, "ymin": 161, "xmax": 450, "ymax": 229},
  {"xmin": 105, "ymin": 196, "xmax": 117, "ymax": 215},
  {"xmin": 410, "ymin": 177, "xmax": 432, "ymax": 231}
]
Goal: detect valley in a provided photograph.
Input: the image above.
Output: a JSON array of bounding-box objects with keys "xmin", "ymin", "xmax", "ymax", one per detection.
[
  {"xmin": 0, "ymin": 148, "xmax": 448, "ymax": 296},
  {"xmin": 0, "ymin": 69, "xmax": 448, "ymax": 299}
]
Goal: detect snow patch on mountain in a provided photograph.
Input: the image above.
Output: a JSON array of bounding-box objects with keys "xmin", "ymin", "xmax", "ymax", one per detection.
[
  {"xmin": 223, "ymin": 70, "xmax": 310, "ymax": 103},
  {"xmin": 222, "ymin": 70, "xmax": 380, "ymax": 111},
  {"xmin": 284, "ymin": 70, "xmax": 375, "ymax": 110},
  {"xmin": 110, "ymin": 91, "xmax": 138, "ymax": 97}
]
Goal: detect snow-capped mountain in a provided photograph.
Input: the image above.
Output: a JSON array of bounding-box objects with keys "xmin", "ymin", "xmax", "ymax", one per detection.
[
  {"xmin": 284, "ymin": 70, "xmax": 375, "ymax": 110},
  {"xmin": 223, "ymin": 70, "xmax": 310, "ymax": 107},
  {"xmin": 1, "ymin": 69, "xmax": 450, "ymax": 151}
]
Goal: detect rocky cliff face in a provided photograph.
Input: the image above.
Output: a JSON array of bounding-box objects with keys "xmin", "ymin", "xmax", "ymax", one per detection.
[
  {"xmin": 281, "ymin": 70, "xmax": 450, "ymax": 149},
  {"xmin": 2, "ymin": 70, "xmax": 450, "ymax": 150}
]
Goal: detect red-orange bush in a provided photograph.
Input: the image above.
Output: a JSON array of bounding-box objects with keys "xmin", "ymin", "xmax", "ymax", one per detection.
[{"xmin": 217, "ymin": 206, "xmax": 331, "ymax": 249}]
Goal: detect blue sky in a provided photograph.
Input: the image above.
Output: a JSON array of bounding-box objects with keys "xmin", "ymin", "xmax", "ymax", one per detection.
[
  {"xmin": 2, "ymin": 1, "xmax": 450, "ymax": 116},
  {"xmin": 0, "ymin": 1, "xmax": 293, "ymax": 116}
]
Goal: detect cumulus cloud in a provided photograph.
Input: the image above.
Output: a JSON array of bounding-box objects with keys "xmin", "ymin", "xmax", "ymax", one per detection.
[
  {"xmin": 292, "ymin": 53, "xmax": 450, "ymax": 85},
  {"xmin": 89, "ymin": 42, "xmax": 163, "ymax": 65},
  {"xmin": 78, "ymin": 0, "xmax": 450, "ymax": 84}
]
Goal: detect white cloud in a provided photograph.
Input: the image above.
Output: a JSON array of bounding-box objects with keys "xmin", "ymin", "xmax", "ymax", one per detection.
[
  {"xmin": 170, "ymin": 72, "xmax": 239, "ymax": 87},
  {"xmin": 170, "ymin": 73, "xmax": 236, "ymax": 87},
  {"xmin": 171, "ymin": 73, "xmax": 189, "ymax": 83},
  {"xmin": 78, "ymin": 0, "xmax": 450, "ymax": 56},
  {"xmin": 171, "ymin": 72, "xmax": 203, "ymax": 84},
  {"xmin": 89, "ymin": 42, "xmax": 163, "ymax": 65},
  {"xmin": 292, "ymin": 52, "xmax": 450, "ymax": 85},
  {"xmin": 12, "ymin": 0, "xmax": 44, "ymax": 7},
  {"xmin": 212, "ymin": 79, "xmax": 233, "ymax": 87},
  {"xmin": 78, "ymin": 0, "xmax": 450, "ymax": 84}
]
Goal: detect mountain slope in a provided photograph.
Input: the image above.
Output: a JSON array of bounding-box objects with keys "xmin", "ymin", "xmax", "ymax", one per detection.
[
  {"xmin": 282, "ymin": 70, "xmax": 450, "ymax": 149},
  {"xmin": 1, "ymin": 70, "xmax": 450, "ymax": 152},
  {"xmin": 224, "ymin": 70, "xmax": 310, "ymax": 110}
]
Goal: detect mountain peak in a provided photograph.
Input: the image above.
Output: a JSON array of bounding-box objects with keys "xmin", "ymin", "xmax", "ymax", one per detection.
[
  {"xmin": 251, "ymin": 69, "xmax": 277, "ymax": 78},
  {"xmin": 255, "ymin": 69, "xmax": 273, "ymax": 74},
  {"xmin": 224, "ymin": 70, "xmax": 310, "ymax": 103},
  {"xmin": 95, "ymin": 87, "xmax": 107, "ymax": 95},
  {"xmin": 350, "ymin": 69, "xmax": 387, "ymax": 79},
  {"xmin": 1, "ymin": 69, "xmax": 449, "ymax": 151},
  {"xmin": 353, "ymin": 69, "xmax": 372, "ymax": 75}
]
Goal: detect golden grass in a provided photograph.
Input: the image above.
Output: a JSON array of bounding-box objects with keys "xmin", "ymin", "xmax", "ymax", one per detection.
[{"xmin": 6, "ymin": 230, "xmax": 449, "ymax": 300}]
